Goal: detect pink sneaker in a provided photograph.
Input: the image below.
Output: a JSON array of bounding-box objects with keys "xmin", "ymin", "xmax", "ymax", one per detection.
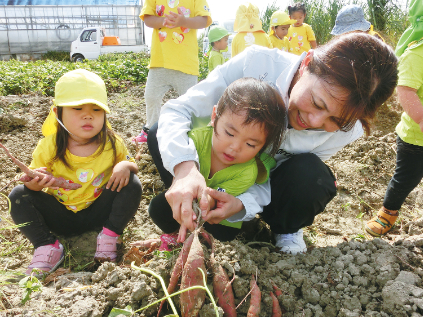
[
  {"xmin": 26, "ymin": 243, "xmax": 64, "ymax": 275},
  {"xmin": 159, "ymin": 233, "xmax": 181, "ymax": 251},
  {"xmin": 94, "ymin": 231, "xmax": 122, "ymax": 262},
  {"xmin": 132, "ymin": 129, "xmax": 148, "ymax": 144}
]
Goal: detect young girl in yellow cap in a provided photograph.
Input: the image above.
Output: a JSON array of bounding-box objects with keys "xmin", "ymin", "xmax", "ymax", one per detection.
[
  {"xmin": 8, "ymin": 69, "xmax": 142, "ymax": 275},
  {"xmin": 231, "ymin": 2, "xmax": 272, "ymax": 57},
  {"xmin": 268, "ymin": 11, "xmax": 297, "ymax": 52}
]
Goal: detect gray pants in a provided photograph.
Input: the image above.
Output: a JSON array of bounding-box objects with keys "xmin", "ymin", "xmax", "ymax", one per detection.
[{"xmin": 144, "ymin": 67, "xmax": 198, "ymax": 128}]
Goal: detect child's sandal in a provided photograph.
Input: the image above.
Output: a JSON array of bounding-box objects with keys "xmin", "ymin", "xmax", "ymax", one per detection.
[{"xmin": 365, "ymin": 207, "xmax": 398, "ymax": 237}]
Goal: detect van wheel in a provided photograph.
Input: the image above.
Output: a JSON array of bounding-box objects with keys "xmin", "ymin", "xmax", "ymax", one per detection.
[{"xmin": 72, "ymin": 54, "xmax": 84, "ymax": 62}]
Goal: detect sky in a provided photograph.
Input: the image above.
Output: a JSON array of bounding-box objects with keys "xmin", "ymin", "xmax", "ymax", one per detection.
[{"xmin": 143, "ymin": 0, "xmax": 409, "ymax": 47}]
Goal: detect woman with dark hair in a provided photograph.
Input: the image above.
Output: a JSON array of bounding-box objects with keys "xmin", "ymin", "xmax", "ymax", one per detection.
[{"xmin": 147, "ymin": 32, "xmax": 398, "ymax": 254}]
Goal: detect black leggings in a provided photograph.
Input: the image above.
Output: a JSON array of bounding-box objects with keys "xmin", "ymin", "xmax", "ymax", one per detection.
[
  {"xmin": 9, "ymin": 173, "xmax": 142, "ymax": 248},
  {"xmin": 383, "ymin": 136, "xmax": 423, "ymax": 211},
  {"xmin": 147, "ymin": 123, "xmax": 337, "ymax": 237}
]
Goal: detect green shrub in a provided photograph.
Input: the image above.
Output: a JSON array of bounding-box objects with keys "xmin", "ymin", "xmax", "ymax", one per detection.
[
  {"xmin": 41, "ymin": 51, "xmax": 70, "ymax": 61},
  {"xmin": 0, "ymin": 52, "xmax": 150, "ymax": 96},
  {"xmin": 298, "ymin": 0, "xmax": 408, "ymax": 46}
]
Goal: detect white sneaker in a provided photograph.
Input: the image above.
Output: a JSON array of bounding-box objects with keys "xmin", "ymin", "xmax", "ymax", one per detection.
[{"xmin": 275, "ymin": 229, "xmax": 307, "ymax": 254}]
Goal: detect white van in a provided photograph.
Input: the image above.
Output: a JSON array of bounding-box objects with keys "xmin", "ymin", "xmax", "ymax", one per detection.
[{"xmin": 203, "ymin": 19, "xmax": 235, "ymax": 60}]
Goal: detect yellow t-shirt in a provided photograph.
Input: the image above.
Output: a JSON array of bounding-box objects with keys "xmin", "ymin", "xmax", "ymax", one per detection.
[
  {"xmin": 140, "ymin": 0, "xmax": 212, "ymax": 76},
  {"xmin": 231, "ymin": 31, "xmax": 273, "ymax": 57},
  {"xmin": 287, "ymin": 23, "xmax": 316, "ymax": 55},
  {"xmin": 269, "ymin": 34, "xmax": 290, "ymax": 52},
  {"xmin": 29, "ymin": 134, "xmax": 135, "ymax": 212}
]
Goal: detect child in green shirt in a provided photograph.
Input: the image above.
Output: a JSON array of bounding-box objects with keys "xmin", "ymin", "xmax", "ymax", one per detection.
[{"xmin": 207, "ymin": 26, "xmax": 229, "ymax": 73}]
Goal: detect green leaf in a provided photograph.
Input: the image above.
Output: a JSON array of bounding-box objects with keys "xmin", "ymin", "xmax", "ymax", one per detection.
[{"xmin": 108, "ymin": 306, "xmax": 133, "ymax": 317}]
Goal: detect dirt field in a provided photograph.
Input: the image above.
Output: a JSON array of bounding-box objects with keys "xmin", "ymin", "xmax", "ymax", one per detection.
[{"xmin": 1, "ymin": 87, "xmax": 423, "ymax": 317}]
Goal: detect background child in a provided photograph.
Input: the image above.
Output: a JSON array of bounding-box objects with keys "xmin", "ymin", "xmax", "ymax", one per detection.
[
  {"xmin": 330, "ymin": 4, "xmax": 384, "ymax": 41},
  {"xmin": 231, "ymin": 2, "xmax": 272, "ymax": 58},
  {"xmin": 287, "ymin": 2, "xmax": 317, "ymax": 55},
  {"xmin": 366, "ymin": 0, "xmax": 423, "ymax": 237},
  {"xmin": 9, "ymin": 69, "xmax": 142, "ymax": 275},
  {"xmin": 207, "ymin": 26, "xmax": 229, "ymax": 73},
  {"xmin": 147, "ymin": 77, "xmax": 287, "ymax": 242},
  {"xmin": 133, "ymin": 0, "xmax": 212, "ymax": 144},
  {"xmin": 268, "ymin": 11, "xmax": 297, "ymax": 52}
]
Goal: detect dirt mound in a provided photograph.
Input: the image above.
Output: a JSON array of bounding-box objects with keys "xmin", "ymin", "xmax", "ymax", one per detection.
[{"xmin": 1, "ymin": 90, "xmax": 423, "ymax": 317}]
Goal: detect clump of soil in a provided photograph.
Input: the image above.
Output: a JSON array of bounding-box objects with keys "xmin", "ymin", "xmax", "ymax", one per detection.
[{"xmin": 1, "ymin": 89, "xmax": 423, "ymax": 317}]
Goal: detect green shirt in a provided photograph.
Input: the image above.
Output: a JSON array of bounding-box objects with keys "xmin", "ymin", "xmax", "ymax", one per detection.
[
  {"xmin": 208, "ymin": 50, "xmax": 225, "ymax": 73},
  {"xmin": 396, "ymin": 39, "xmax": 423, "ymax": 146},
  {"xmin": 188, "ymin": 125, "xmax": 276, "ymax": 228}
]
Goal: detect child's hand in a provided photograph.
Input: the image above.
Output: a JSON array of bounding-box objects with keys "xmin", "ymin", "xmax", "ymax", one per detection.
[
  {"xmin": 107, "ymin": 161, "xmax": 131, "ymax": 192},
  {"xmin": 201, "ymin": 188, "xmax": 243, "ymax": 224},
  {"xmin": 24, "ymin": 167, "xmax": 59, "ymax": 191},
  {"xmin": 199, "ymin": 187, "xmax": 216, "ymax": 218},
  {"xmin": 163, "ymin": 8, "xmax": 186, "ymax": 29}
]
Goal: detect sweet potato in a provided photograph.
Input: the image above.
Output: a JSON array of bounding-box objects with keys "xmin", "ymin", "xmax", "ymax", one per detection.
[
  {"xmin": 271, "ymin": 280, "xmax": 283, "ymax": 297},
  {"xmin": 0, "ymin": 142, "xmax": 81, "ymax": 190},
  {"xmin": 270, "ymin": 291, "xmax": 282, "ymax": 317},
  {"xmin": 180, "ymin": 230, "xmax": 206, "ymax": 317},
  {"xmin": 210, "ymin": 254, "xmax": 237, "ymax": 317},
  {"xmin": 247, "ymin": 275, "xmax": 261, "ymax": 317},
  {"xmin": 157, "ymin": 232, "xmax": 195, "ymax": 317},
  {"xmin": 130, "ymin": 238, "xmax": 161, "ymax": 249}
]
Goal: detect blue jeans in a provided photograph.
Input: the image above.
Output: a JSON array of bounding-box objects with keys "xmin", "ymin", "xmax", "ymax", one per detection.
[
  {"xmin": 9, "ymin": 173, "xmax": 142, "ymax": 248},
  {"xmin": 384, "ymin": 136, "xmax": 423, "ymax": 210}
]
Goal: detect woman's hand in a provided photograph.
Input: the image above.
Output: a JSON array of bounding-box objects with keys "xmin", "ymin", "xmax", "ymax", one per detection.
[
  {"xmin": 201, "ymin": 188, "xmax": 244, "ymax": 224},
  {"xmin": 165, "ymin": 161, "xmax": 207, "ymax": 242},
  {"xmin": 107, "ymin": 161, "xmax": 137, "ymax": 192},
  {"xmin": 24, "ymin": 167, "xmax": 58, "ymax": 191}
]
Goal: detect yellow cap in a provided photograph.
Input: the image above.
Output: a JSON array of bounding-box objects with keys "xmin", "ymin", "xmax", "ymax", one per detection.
[
  {"xmin": 42, "ymin": 69, "xmax": 110, "ymax": 136},
  {"xmin": 234, "ymin": 3, "xmax": 263, "ymax": 33},
  {"xmin": 269, "ymin": 11, "xmax": 297, "ymax": 35}
]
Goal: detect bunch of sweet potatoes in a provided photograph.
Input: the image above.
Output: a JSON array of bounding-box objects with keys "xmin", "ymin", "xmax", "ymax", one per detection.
[{"xmin": 156, "ymin": 227, "xmax": 285, "ymax": 317}]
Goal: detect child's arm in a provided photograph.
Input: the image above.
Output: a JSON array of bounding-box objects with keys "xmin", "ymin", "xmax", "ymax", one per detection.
[
  {"xmin": 163, "ymin": 7, "xmax": 209, "ymax": 29},
  {"xmin": 397, "ymin": 85, "xmax": 423, "ymax": 132},
  {"xmin": 143, "ymin": 15, "xmax": 166, "ymax": 29},
  {"xmin": 310, "ymin": 40, "xmax": 317, "ymax": 49},
  {"xmin": 106, "ymin": 161, "xmax": 138, "ymax": 192}
]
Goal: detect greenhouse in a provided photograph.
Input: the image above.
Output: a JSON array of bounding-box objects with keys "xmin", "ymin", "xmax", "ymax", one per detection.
[{"xmin": 0, "ymin": 0, "xmax": 145, "ymax": 59}]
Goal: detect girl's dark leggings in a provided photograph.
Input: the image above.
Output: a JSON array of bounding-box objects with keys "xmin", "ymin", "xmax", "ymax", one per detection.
[
  {"xmin": 384, "ymin": 136, "xmax": 423, "ymax": 211},
  {"xmin": 9, "ymin": 172, "xmax": 142, "ymax": 249},
  {"xmin": 147, "ymin": 123, "xmax": 337, "ymax": 239}
]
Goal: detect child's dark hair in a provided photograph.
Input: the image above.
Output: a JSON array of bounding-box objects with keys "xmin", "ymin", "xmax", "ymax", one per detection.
[
  {"xmin": 213, "ymin": 77, "xmax": 287, "ymax": 157},
  {"xmin": 288, "ymin": 2, "xmax": 306, "ymax": 16},
  {"xmin": 51, "ymin": 107, "xmax": 118, "ymax": 169}
]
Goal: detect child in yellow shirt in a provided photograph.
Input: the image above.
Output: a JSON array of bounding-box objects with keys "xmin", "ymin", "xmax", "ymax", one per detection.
[
  {"xmin": 133, "ymin": 0, "xmax": 212, "ymax": 144},
  {"xmin": 231, "ymin": 2, "xmax": 272, "ymax": 58},
  {"xmin": 207, "ymin": 26, "xmax": 229, "ymax": 73},
  {"xmin": 9, "ymin": 69, "xmax": 142, "ymax": 275},
  {"xmin": 287, "ymin": 2, "xmax": 317, "ymax": 55},
  {"xmin": 268, "ymin": 11, "xmax": 297, "ymax": 52}
]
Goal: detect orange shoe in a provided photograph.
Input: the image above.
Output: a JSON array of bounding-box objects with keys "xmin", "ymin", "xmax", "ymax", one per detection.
[{"xmin": 365, "ymin": 207, "xmax": 398, "ymax": 237}]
